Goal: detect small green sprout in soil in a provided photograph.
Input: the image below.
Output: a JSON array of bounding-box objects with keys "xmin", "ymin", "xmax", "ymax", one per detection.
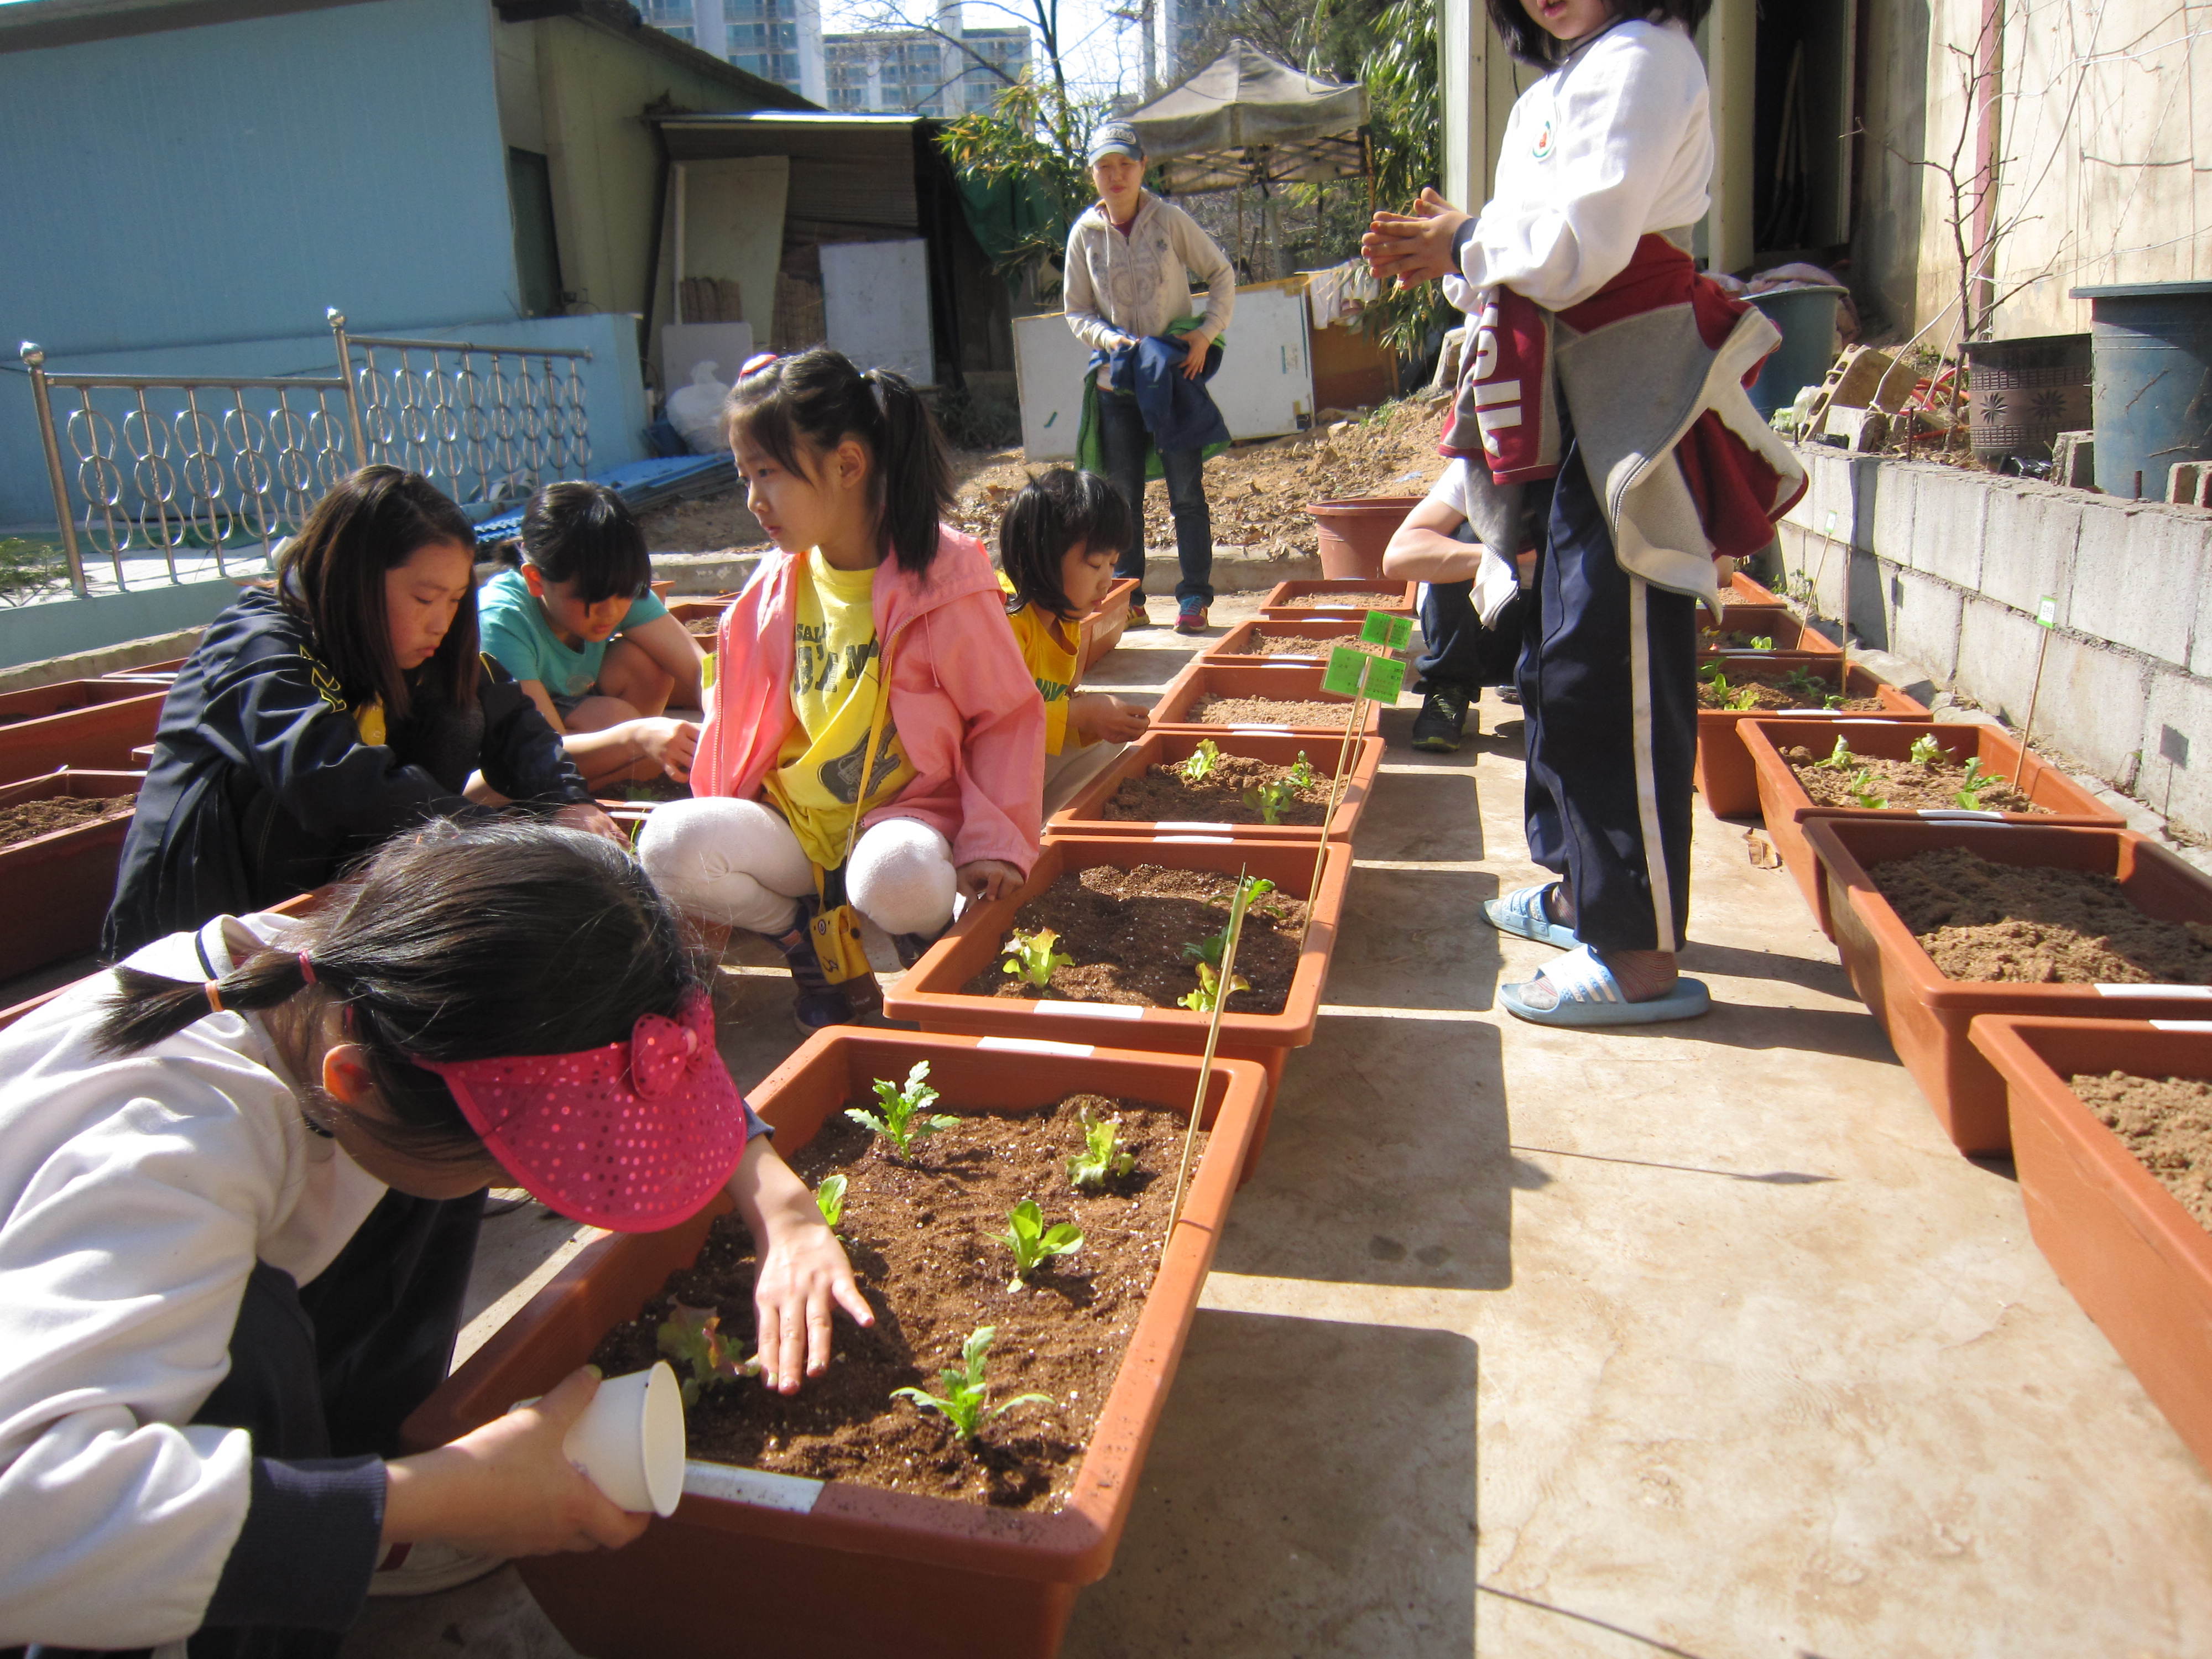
[
  {"xmin": 1749, "ymin": 635, "xmax": 1775, "ymax": 650},
  {"xmin": 1180, "ymin": 875, "xmax": 1277, "ymax": 971},
  {"xmin": 1775, "ymin": 667, "xmax": 1835, "ymax": 705},
  {"xmin": 658, "ymin": 1301, "xmax": 760, "ymax": 1406},
  {"xmin": 1178, "ymin": 739, "xmax": 1225, "ymax": 782},
  {"xmin": 1066, "ymin": 1107, "xmax": 1135, "ymax": 1192},
  {"xmin": 1908, "ymin": 732, "xmax": 1945, "ymax": 765},
  {"xmin": 1848, "ymin": 769, "xmax": 1888, "ymax": 809},
  {"xmin": 999, "ymin": 1199, "xmax": 1083, "ymax": 1290},
  {"xmin": 814, "ymin": 1172, "xmax": 847, "ymax": 1229},
  {"xmin": 891, "ymin": 1325, "xmax": 1053, "ymax": 1442},
  {"xmin": 1815, "ymin": 735, "xmax": 1856, "ymax": 770},
  {"xmin": 1243, "ymin": 776, "xmax": 1299, "ymax": 824},
  {"xmin": 847, "ymin": 1061, "xmax": 959, "ymax": 1161},
  {"xmin": 1177, "ymin": 961, "xmax": 1249, "ymax": 1013},
  {"xmin": 1287, "ymin": 750, "xmax": 1320, "ymax": 789},
  {"xmin": 1955, "ymin": 757, "xmax": 1994, "ymax": 811},
  {"xmin": 1001, "ymin": 926, "xmax": 1073, "ymax": 989}
]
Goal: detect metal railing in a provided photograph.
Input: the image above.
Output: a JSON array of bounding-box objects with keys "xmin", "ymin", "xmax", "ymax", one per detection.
[{"xmin": 20, "ymin": 310, "xmax": 594, "ymax": 597}]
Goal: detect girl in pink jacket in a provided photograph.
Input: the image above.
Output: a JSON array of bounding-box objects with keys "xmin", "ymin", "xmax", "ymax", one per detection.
[{"xmin": 640, "ymin": 348, "xmax": 1045, "ymax": 1032}]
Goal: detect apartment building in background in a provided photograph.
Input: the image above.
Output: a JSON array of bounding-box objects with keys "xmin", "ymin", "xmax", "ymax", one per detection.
[
  {"xmin": 639, "ymin": 0, "xmax": 827, "ymax": 104},
  {"xmin": 824, "ymin": 4, "xmax": 1031, "ymax": 117}
]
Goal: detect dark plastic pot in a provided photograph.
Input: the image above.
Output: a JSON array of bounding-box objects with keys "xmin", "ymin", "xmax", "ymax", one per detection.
[
  {"xmin": 1744, "ymin": 285, "xmax": 1847, "ymax": 417},
  {"xmin": 1046, "ymin": 728, "xmax": 1381, "ymax": 843},
  {"xmin": 400, "ymin": 1029, "xmax": 1269, "ymax": 1659},
  {"xmin": 2072, "ymin": 281, "xmax": 2212, "ymax": 497},
  {"xmin": 1961, "ymin": 333, "xmax": 2091, "ymax": 465},
  {"xmin": 1305, "ymin": 497, "xmax": 1421, "ymax": 580},
  {"xmin": 1694, "ymin": 659, "xmax": 1931, "ymax": 818}
]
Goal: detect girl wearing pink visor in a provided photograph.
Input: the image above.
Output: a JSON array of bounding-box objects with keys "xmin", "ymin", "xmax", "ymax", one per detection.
[{"xmin": 0, "ymin": 821, "xmax": 865, "ymax": 1657}]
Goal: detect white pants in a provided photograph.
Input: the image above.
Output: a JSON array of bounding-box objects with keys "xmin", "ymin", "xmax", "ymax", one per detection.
[{"xmin": 639, "ymin": 797, "xmax": 959, "ymax": 938}]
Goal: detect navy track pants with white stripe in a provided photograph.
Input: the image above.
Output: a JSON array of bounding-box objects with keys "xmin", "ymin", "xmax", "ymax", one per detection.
[{"xmin": 1517, "ymin": 435, "xmax": 1698, "ymax": 954}]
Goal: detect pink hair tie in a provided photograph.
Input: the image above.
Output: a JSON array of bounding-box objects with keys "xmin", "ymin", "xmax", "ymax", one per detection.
[{"xmin": 298, "ymin": 953, "xmax": 317, "ymax": 985}]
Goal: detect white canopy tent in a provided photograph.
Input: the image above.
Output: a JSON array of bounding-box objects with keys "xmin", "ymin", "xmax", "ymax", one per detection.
[{"xmin": 1126, "ymin": 39, "xmax": 1370, "ymax": 196}]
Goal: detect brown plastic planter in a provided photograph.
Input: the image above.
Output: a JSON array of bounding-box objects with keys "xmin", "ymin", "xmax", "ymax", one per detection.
[
  {"xmin": 1806, "ymin": 818, "xmax": 2212, "ymax": 1154},
  {"xmin": 1970, "ymin": 1015, "xmax": 2212, "ymax": 1473},
  {"xmin": 0, "ymin": 682, "xmax": 166, "ymax": 784},
  {"xmin": 1743, "ymin": 717, "xmax": 2124, "ymax": 936},
  {"xmin": 100, "ymin": 657, "xmax": 189, "ymax": 677},
  {"xmin": 1695, "ymin": 658, "xmax": 1929, "ymax": 817},
  {"xmin": 884, "ymin": 834, "xmax": 1352, "ymax": 1168},
  {"xmin": 1728, "ymin": 570, "xmax": 1783, "ymax": 606},
  {"xmin": 1078, "ymin": 576, "xmax": 1139, "ymax": 672},
  {"xmin": 1202, "ymin": 616, "xmax": 1368, "ymax": 666},
  {"xmin": 1699, "ymin": 603, "xmax": 1840, "ymax": 658},
  {"xmin": 1047, "ymin": 729, "xmax": 1381, "ymax": 843},
  {"xmin": 400, "ymin": 1028, "xmax": 1267, "ymax": 1659},
  {"xmin": 1149, "ymin": 661, "xmax": 1386, "ymax": 739},
  {"xmin": 1258, "ymin": 577, "xmax": 1419, "ymax": 620},
  {"xmin": 0, "ymin": 769, "xmax": 142, "ymax": 979},
  {"xmin": 1305, "ymin": 496, "xmax": 1421, "ymax": 580}
]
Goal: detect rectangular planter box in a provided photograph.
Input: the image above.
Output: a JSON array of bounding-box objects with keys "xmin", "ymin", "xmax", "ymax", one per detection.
[
  {"xmin": 1202, "ymin": 617, "xmax": 1369, "ymax": 667},
  {"xmin": 1258, "ymin": 577, "xmax": 1419, "ymax": 620},
  {"xmin": 1078, "ymin": 576, "xmax": 1140, "ymax": 674},
  {"xmin": 0, "ymin": 682, "xmax": 167, "ymax": 784},
  {"xmin": 1969, "ymin": 1015, "xmax": 2212, "ymax": 1473},
  {"xmin": 1743, "ymin": 716, "xmax": 2124, "ymax": 936},
  {"xmin": 0, "ymin": 769, "xmax": 142, "ymax": 980},
  {"xmin": 400, "ymin": 1028, "xmax": 1269, "ymax": 1659},
  {"xmin": 1700, "ymin": 604, "xmax": 1840, "ymax": 658},
  {"xmin": 883, "ymin": 834, "xmax": 1353, "ymax": 1170},
  {"xmin": 1728, "ymin": 570, "xmax": 1783, "ymax": 606},
  {"xmin": 1149, "ymin": 661, "xmax": 1387, "ymax": 739},
  {"xmin": 1696, "ymin": 658, "xmax": 1929, "ymax": 817},
  {"xmin": 1046, "ymin": 729, "xmax": 1381, "ymax": 843},
  {"xmin": 100, "ymin": 657, "xmax": 189, "ymax": 677},
  {"xmin": 1805, "ymin": 817, "xmax": 2212, "ymax": 1154}
]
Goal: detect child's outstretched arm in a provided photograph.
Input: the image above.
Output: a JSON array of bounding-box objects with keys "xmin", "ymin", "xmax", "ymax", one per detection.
[
  {"xmin": 1383, "ymin": 495, "xmax": 1489, "ymax": 583},
  {"xmin": 725, "ymin": 1133, "xmax": 872, "ymax": 1395}
]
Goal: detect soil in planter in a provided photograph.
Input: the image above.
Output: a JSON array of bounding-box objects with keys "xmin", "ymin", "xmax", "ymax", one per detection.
[
  {"xmin": 1186, "ymin": 693, "xmax": 1352, "ymax": 727},
  {"xmin": 588, "ymin": 1097, "xmax": 1205, "ymax": 1510},
  {"xmin": 1241, "ymin": 632, "xmax": 1392, "ymax": 659},
  {"xmin": 1279, "ymin": 590, "xmax": 1405, "ymax": 611},
  {"xmin": 1101, "ymin": 752, "xmax": 1333, "ymax": 826},
  {"xmin": 1697, "ymin": 671, "xmax": 1882, "ymax": 713},
  {"xmin": 958, "ymin": 862, "xmax": 1308, "ymax": 1015},
  {"xmin": 684, "ymin": 617, "xmax": 719, "ymax": 639},
  {"xmin": 1871, "ymin": 847, "xmax": 2212, "ymax": 984},
  {"xmin": 0, "ymin": 794, "xmax": 134, "ymax": 849},
  {"xmin": 2068, "ymin": 1070, "xmax": 2212, "ymax": 1229},
  {"xmin": 617, "ymin": 774, "xmax": 691, "ymax": 804},
  {"xmin": 1780, "ymin": 745, "xmax": 2044, "ymax": 813}
]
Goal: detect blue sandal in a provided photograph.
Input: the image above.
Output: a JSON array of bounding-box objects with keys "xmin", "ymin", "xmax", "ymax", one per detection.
[
  {"xmin": 1500, "ymin": 945, "xmax": 1712, "ymax": 1027},
  {"xmin": 1483, "ymin": 883, "xmax": 1580, "ymax": 950}
]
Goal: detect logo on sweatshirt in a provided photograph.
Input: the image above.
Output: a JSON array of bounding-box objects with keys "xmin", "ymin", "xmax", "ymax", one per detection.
[{"xmin": 1531, "ymin": 118, "xmax": 1554, "ymax": 160}]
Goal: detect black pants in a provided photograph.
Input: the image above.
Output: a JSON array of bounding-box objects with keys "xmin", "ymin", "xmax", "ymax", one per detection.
[
  {"xmin": 1518, "ymin": 436, "xmax": 1698, "ymax": 953},
  {"xmin": 1095, "ymin": 387, "xmax": 1214, "ymax": 608},
  {"xmin": 1415, "ymin": 577, "xmax": 1528, "ymax": 695},
  {"xmin": 22, "ymin": 1191, "xmax": 486, "ymax": 1659}
]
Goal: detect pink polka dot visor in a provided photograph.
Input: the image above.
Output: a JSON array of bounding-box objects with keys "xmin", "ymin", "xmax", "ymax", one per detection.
[{"xmin": 415, "ymin": 989, "xmax": 748, "ymax": 1233}]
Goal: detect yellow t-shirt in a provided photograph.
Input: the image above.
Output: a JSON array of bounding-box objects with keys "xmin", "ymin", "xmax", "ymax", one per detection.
[
  {"xmin": 998, "ymin": 574, "xmax": 1083, "ymax": 755},
  {"xmin": 764, "ymin": 551, "xmax": 916, "ymax": 867}
]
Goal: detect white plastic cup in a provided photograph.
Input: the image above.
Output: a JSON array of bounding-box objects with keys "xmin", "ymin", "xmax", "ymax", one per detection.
[{"xmin": 561, "ymin": 1361, "xmax": 686, "ymax": 1517}]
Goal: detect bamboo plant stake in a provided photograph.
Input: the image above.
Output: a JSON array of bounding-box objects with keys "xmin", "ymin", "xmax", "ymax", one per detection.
[
  {"xmin": 1165, "ymin": 864, "xmax": 1254, "ymax": 1239},
  {"xmin": 1300, "ymin": 653, "xmax": 1372, "ymax": 951}
]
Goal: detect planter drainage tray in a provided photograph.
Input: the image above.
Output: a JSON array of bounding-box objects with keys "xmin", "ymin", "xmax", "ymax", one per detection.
[
  {"xmin": 402, "ymin": 1030, "xmax": 1266, "ymax": 1659},
  {"xmin": 1048, "ymin": 729, "xmax": 1380, "ymax": 842}
]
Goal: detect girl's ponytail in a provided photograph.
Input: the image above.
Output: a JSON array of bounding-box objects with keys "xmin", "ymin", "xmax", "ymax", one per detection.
[
  {"xmin": 864, "ymin": 367, "xmax": 955, "ymax": 575},
  {"xmin": 96, "ymin": 952, "xmax": 315, "ymax": 1056}
]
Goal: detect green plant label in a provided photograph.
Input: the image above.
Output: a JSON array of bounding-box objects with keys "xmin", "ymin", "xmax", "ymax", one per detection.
[
  {"xmin": 1325, "ymin": 644, "xmax": 1405, "ymax": 702},
  {"xmin": 1359, "ymin": 611, "xmax": 1413, "ymax": 649},
  {"xmin": 2036, "ymin": 595, "xmax": 2057, "ymax": 629}
]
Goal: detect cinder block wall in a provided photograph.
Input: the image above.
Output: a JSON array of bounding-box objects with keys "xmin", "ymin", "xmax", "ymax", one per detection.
[{"xmin": 1771, "ymin": 448, "xmax": 2212, "ymax": 838}]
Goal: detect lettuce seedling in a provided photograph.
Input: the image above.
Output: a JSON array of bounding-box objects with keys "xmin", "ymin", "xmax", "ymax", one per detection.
[
  {"xmin": 1287, "ymin": 750, "xmax": 1319, "ymax": 789},
  {"xmin": 1749, "ymin": 634, "xmax": 1776, "ymax": 651},
  {"xmin": 892, "ymin": 1325, "xmax": 1052, "ymax": 1442},
  {"xmin": 1177, "ymin": 961, "xmax": 1249, "ymax": 1013},
  {"xmin": 1823, "ymin": 693, "xmax": 1845, "ymax": 710},
  {"xmin": 1244, "ymin": 777, "xmax": 1298, "ymax": 824},
  {"xmin": 1699, "ymin": 661, "xmax": 1728, "ymax": 688},
  {"xmin": 1815, "ymin": 734, "xmax": 1856, "ymax": 770},
  {"xmin": 814, "ymin": 1172, "xmax": 847, "ymax": 1230},
  {"xmin": 1848, "ymin": 768, "xmax": 1888, "ymax": 809},
  {"xmin": 1728, "ymin": 685, "xmax": 1761, "ymax": 711},
  {"xmin": 847, "ymin": 1060, "xmax": 959, "ymax": 1161},
  {"xmin": 1182, "ymin": 877, "xmax": 1277, "ymax": 968},
  {"xmin": 1954, "ymin": 757, "xmax": 1992, "ymax": 810},
  {"xmin": 1908, "ymin": 732, "xmax": 1945, "ymax": 765},
  {"xmin": 658, "ymin": 1301, "xmax": 760, "ymax": 1406},
  {"xmin": 1066, "ymin": 1108, "xmax": 1135, "ymax": 1191},
  {"xmin": 999, "ymin": 1199, "xmax": 1083, "ymax": 1290},
  {"xmin": 1178, "ymin": 738, "xmax": 1225, "ymax": 782},
  {"xmin": 1001, "ymin": 926, "xmax": 1072, "ymax": 989}
]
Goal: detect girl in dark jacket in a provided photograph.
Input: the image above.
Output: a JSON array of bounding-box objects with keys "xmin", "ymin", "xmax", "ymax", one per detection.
[{"xmin": 105, "ymin": 467, "xmax": 619, "ymax": 956}]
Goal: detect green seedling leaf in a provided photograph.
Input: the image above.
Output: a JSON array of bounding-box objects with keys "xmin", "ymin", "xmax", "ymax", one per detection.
[
  {"xmin": 1244, "ymin": 777, "xmax": 1298, "ymax": 824},
  {"xmin": 846, "ymin": 1060, "xmax": 960, "ymax": 1161},
  {"xmin": 1727, "ymin": 685, "xmax": 1760, "ymax": 711},
  {"xmin": 1908, "ymin": 733, "xmax": 1944, "ymax": 766},
  {"xmin": 1067, "ymin": 1108, "xmax": 1136, "ymax": 1191},
  {"xmin": 1698, "ymin": 660, "xmax": 1728, "ymax": 687},
  {"xmin": 1848, "ymin": 769, "xmax": 1888, "ymax": 810},
  {"xmin": 999, "ymin": 1199, "xmax": 1084, "ymax": 1290},
  {"xmin": 657, "ymin": 1301, "xmax": 761, "ymax": 1407},
  {"xmin": 1822, "ymin": 693, "xmax": 1845, "ymax": 710},
  {"xmin": 1001, "ymin": 926, "xmax": 1072, "ymax": 989},
  {"xmin": 1954, "ymin": 757, "xmax": 1991, "ymax": 811},
  {"xmin": 1815, "ymin": 734, "xmax": 1856, "ymax": 770},
  {"xmin": 814, "ymin": 1172, "xmax": 846, "ymax": 1230},
  {"xmin": 1182, "ymin": 877, "xmax": 1276, "ymax": 966},
  {"xmin": 1287, "ymin": 750, "xmax": 1319, "ymax": 789},
  {"xmin": 1177, "ymin": 960, "xmax": 1249, "ymax": 1013},
  {"xmin": 892, "ymin": 1324, "xmax": 1053, "ymax": 1442},
  {"xmin": 1749, "ymin": 635, "xmax": 1776, "ymax": 651},
  {"xmin": 1177, "ymin": 738, "xmax": 1224, "ymax": 782}
]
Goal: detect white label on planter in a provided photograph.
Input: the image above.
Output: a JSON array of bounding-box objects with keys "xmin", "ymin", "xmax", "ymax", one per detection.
[
  {"xmin": 1156, "ymin": 821, "xmax": 1237, "ymax": 832},
  {"xmin": 682, "ymin": 1462, "xmax": 822, "ymax": 1513},
  {"xmin": 1228, "ymin": 724, "xmax": 1293, "ymax": 733},
  {"xmin": 2096, "ymin": 984, "xmax": 2212, "ymax": 999},
  {"xmin": 1156, "ymin": 834, "xmax": 1237, "ymax": 844},
  {"xmin": 1036, "ymin": 998, "xmax": 1145, "ymax": 1019},
  {"xmin": 1916, "ymin": 809, "xmax": 2004, "ymax": 821},
  {"xmin": 978, "ymin": 1036, "xmax": 1097, "ymax": 1057},
  {"xmin": 2151, "ymin": 1020, "xmax": 2212, "ymax": 1032}
]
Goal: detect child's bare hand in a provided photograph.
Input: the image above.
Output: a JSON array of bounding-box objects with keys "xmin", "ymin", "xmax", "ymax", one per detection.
[
  {"xmin": 1071, "ymin": 693, "xmax": 1150, "ymax": 744},
  {"xmin": 1178, "ymin": 330, "xmax": 1215, "ymax": 379},
  {"xmin": 956, "ymin": 859, "xmax": 1023, "ymax": 904},
  {"xmin": 554, "ymin": 802, "xmax": 629, "ymax": 846},
  {"xmin": 752, "ymin": 1215, "xmax": 873, "ymax": 1393},
  {"xmin": 1363, "ymin": 189, "xmax": 1471, "ymax": 286},
  {"xmin": 640, "ymin": 718, "xmax": 699, "ymax": 782}
]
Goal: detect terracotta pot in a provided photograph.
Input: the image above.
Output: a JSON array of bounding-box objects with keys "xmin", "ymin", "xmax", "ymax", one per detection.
[
  {"xmin": 1305, "ymin": 496, "xmax": 1422, "ymax": 580},
  {"xmin": 1699, "ymin": 603, "xmax": 1840, "ymax": 658},
  {"xmin": 1805, "ymin": 817, "xmax": 2212, "ymax": 1154},
  {"xmin": 0, "ymin": 682, "xmax": 166, "ymax": 784},
  {"xmin": 1695, "ymin": 658, "xmax": 1930, "ymax": 817},
  {"xmin": 1728, "ymin": 570, "xmax": 1783, "ymax": 606},
  {"xmin": 1202, "ymin": 617, "xmax": 1369, "ymax": 666},
  {"xmin": 1078, "ymin": 577, "xmax": 1140, "ymax": 672},
  {"xmin": 1258, "ymin": 577, "xmax": 1420, "ymax": 620},
  {"xmin": 1969, "ymin": 1015, "xmax": 2212, "ymax": 1473},
  {"xmin": 883, "ymin": 834, "xmax": 1353, "ymax": 1173},
  {"xmin": 0, "ymin": 769, "xmax": 142, "ymax": 979},
  {"xmin": 1742, "ymin": 716, "xmax": 2124, "ymax": 936},
  {"xmin": 1046, "ymin": 729, "xmax": 1381, "ymax": 843},
  {"xmin": 1147, "ymin": 661, "xmax": 1387, "ymax": 739},
  {"xmin": 400, "ymin": 1029, "xmax": 1269, "ymax": 1659}
]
